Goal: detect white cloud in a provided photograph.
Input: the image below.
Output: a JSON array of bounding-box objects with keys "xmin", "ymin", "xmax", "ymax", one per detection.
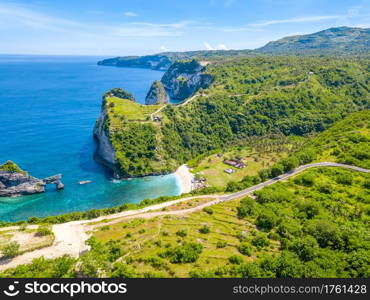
[
  {"xmin": 0, "ymin": 2, "xmax": 83, "ymax": 32},
  {"xmin": 159, "ymin": 46, "xmax": 169, "ymax": 51},
  {"xmin": 250, "ymin": 15, "xmax": 343, "ymax": 27},
  {"xmin": 204, "ymin": 42, "xmax": 214, "ymax": 50},
  {"xmin": 217, "ymin": 44, "xmax": 228, "ymax": 50},
  {"xmin": 124, "ymin": 11, "xmax": 138, "ymax": 17},
  {"xmin": 204, "ymin": 42, "xmax": 229, "ymax": 50}
]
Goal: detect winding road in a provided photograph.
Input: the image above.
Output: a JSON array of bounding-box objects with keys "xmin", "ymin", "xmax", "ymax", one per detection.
[{"xmin": 0, "ymin": 162, "xmax": 368, "ymax": 271}]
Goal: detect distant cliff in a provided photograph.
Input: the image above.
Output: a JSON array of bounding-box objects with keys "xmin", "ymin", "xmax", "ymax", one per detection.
[
  {"xmin": 98, "ymin": 55, "xmax": 172, "ymax": 71},
  {"xmin": 161, "ymin": 60, "xmax": 213, "ymax": 100},
  {"xmin": 145, "ymin": 81, "xmax": 169, "ymax": 105}
]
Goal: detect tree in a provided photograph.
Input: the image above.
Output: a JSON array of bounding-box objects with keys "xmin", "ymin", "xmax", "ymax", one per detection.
[
  {"xmin": 281, "ymin": 157, "xmax": 299, "ymax": 172},
  {"xmin": 256, "ymin": 210, "xmax": 278, "ymax": 231},
  {"xmin": 237, "ymin": 197, "xmax": 258, "ymax": 218},
  {"xmin": 238, "ymin": 242, "xmax": 252, "ymax": 256}
]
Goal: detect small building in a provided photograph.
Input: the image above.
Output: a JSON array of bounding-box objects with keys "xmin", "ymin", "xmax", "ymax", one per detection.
[
  {"xmin": 224, "ymin": 168, "xmax": 236, "ymax": 174},
  {"xmin": 153, "ymin": 115, "xmax": 161, "ymax": 122},
  {"xmin": 224, "ymin": 159, "xmax": 246, "ymax": 169}
]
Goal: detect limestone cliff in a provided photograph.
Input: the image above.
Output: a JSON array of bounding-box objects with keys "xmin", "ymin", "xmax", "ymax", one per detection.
[
  {"xmin": 93, "ymin": 107, "xmax": 118, "ymax": 175},
  {"xmin": 145, "ymin": 80, "xmax": 169, "ymax": 105},
  {"xmin": 161, "ymin": 60, "xmax": 213, "ymax": 101}
]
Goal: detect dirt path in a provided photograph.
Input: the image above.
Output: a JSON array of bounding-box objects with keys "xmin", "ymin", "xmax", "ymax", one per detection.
[{"xmin": 0, "ymin": 162, "xmax": 368, "ymax": 271}]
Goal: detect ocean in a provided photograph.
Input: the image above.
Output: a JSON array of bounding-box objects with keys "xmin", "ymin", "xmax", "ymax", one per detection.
[{"xmin": 0, "ymin": 55, "xmax": 181, "ymax": 222}]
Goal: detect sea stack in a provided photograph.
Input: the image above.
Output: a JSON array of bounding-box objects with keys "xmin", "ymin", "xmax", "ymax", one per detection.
[{"xmin": 145, "ymin": 80, "xmax": 169, "ymax": 105}]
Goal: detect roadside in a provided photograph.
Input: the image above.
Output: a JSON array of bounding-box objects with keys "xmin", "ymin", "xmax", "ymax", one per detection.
[{"xmin": 0, "ymin": 162, "xmax": 368, "ymax": 271}]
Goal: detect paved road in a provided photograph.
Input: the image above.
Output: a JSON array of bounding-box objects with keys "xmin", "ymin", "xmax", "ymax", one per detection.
[{"xmin": 220, "ymin": 162, "xmax": 369, "ymax": 201}]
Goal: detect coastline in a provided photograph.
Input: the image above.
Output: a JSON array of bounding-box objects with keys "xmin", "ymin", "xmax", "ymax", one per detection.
[{"xmin": 175, "ymin": 164, "xmax": 194, "ymax": 194}]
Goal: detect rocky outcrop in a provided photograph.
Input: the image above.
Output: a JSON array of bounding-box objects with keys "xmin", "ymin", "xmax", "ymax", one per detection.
[
  {"xmin": 0, "ymin": 162, "xmax": 64, "ymax": 197},
  {"xmin": 93, "ymin": 107, "xmax": 118, "ymax": 175},
  {"xmin": 145, "ymin": 81, "xmax": 169, "ymax": 105},
  {"xmin": 161, "ymin": 60, "xmax": 213, "ymax": 101}
]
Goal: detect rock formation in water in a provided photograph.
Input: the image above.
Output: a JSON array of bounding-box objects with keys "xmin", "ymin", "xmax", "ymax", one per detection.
[
  {"xmin": 0, "ymin": 161, "xmax": 64, "ymax": 197},
  {"xmin": 145, "ymin": 80, "xmax": 169, "ymax": 105}
]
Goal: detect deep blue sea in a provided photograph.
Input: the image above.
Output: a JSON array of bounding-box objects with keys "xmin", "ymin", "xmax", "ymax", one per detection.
[{"xmin": 0, "ymin": 55, "xmax": 181, "ymax": 222}]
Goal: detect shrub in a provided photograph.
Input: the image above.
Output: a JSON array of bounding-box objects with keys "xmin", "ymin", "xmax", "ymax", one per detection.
[
  {"xmin": 229, "ymin": 255, "xmax": 243, "ymax": 265},
  {"xmin": 176, "ymin": 229, "xmax": 187, "ymax": 237},
  {"xmin": 256, "ymin": 210, "xmax": 278, "ymax": 231},
  {"xmin": 216, "ymin": 240, "xmax": 227, "ymax": 248},
  {"xmin": 238, "ymin": 242, "xmax": 252, "ymax": 256},
  {"xmin": 2, "ymin": 242, "xmax": 20, "ymax": 258},
  {"xmin": 37, "ymin": 224, "xmax": 52, "ymax": 236},
  {"xmin": 252, "ymin": 235, "xmax": 270, "ymax": 249},
  {"xmin": 202, "ymin": 207, "xmax": 214, "ymax": 215},
  {"xmin": 336, "ymin": 174, "xmax": 353, "ymax": 185},
  {"xmin": 237, "ymin": 197, "xmax": 258, "ymax": 218},
  {"xmin": 199, "ymin": 225, "xmax": 210, "ymax": 234},
  {"xmin": 161, "ymin": 242, "xmax": 203, "ymax": 264}
]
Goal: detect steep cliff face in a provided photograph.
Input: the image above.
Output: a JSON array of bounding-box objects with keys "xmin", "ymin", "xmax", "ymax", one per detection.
[
  {"xmin": 161, "ymin": 60, "xmax": 213, "ymax": 100},
  {"xmin": 145, "ymin": 80, "xmax": 169, "ymax": 105},
  {"xmin": 93, "ymin": 108, "xmax": 117, "ymax": 174}
]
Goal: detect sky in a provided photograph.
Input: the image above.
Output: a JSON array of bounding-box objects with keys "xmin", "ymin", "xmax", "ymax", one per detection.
[{"xmin": 0, "ymin": 0, "xmax": 369, "ymax": 56}]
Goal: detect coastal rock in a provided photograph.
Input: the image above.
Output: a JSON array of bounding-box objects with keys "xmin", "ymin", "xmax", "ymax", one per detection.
[
  {"xmin": 145, "ymin": 80, "xmax": 169, "ymax": 105},
  {"xmin": 161, "ymin": 60, "xmax": 213, "ymax": 101},
  {"xmin": 0, "ymin": 162, "xmax": 64, "ymax": 197}
]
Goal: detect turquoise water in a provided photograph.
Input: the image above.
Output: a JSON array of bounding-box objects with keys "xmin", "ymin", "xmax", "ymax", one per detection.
[{"xmin": 0, "ymin": 55, "xmax": 181, "ymax": 222}]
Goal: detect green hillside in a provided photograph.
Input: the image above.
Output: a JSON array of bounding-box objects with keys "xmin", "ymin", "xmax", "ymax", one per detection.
[
  {"xmin": 112, "ymin": 56, "xmax": 369, "ymax": 176},
  {"xmin": 258, "ymin": 27, "xmax": 370, "ymax": 55}
]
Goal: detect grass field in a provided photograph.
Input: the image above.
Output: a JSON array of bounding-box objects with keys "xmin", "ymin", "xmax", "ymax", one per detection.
[
  {"xmin": 0, "ymin": 227, "xmax": 54, "ymax": 258},
  {"xmin": 106, "ymin": 96, "xmax": 162, "ymax": 124},
  {"xmin": 93, "ymin": 197, "xmax": 279, "ymax": 277},
  {"xmin": 192, "ymin": 146, "xmax": 288, "ymax": 187}
]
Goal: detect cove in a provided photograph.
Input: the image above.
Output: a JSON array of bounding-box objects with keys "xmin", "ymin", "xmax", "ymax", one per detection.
[{"xmin": 0, "ymin": 55, "xmax": 181, "ymax": 222}]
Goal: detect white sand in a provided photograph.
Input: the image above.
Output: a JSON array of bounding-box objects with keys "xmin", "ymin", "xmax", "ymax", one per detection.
[{"xmin": 175, "ymin": 164, "xmax": 194, "ymax": 194}]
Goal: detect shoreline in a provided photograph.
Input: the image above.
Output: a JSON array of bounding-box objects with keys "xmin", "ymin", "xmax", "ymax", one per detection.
[{"xmin": 174, "ymin": 164, "xmax": 194, "ymax": 194}]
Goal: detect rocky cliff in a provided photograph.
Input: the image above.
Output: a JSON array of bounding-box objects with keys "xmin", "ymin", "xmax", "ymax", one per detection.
[
  {"xmin": 161, "ymin": 60, "xmax": 213, "ymax": 100},
  {"xmin": 145, "ymin": 80, "xmax": 169, "ymax": 105},
  {"xmin": 0, "ymin": 161, "xmax": 64, "ymax": 197},
  {"xmin": 93, "ymin": 107, "xmax": 118, "ymax": 175}
]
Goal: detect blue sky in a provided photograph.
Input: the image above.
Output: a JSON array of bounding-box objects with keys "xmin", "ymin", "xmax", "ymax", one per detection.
[{"xmin": 0, "ymin": 0, "xmax": 369, "ymax": 55}]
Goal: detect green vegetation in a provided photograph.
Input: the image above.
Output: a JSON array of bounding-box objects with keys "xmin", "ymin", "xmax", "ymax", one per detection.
[
  {"xmin": 2, "ymin": 241, "xmax": 20, "ymax": 258},
  {"xmin": 1, "ymin": 166, "xmax": 368, "ymax": 277},
  {"xmin": 308, "ymin": 109, "xmax": 370, "ymax": 168},
  {"xmin": 36, "ymin": 224, "xmax": 53, "ymax": 236},
  {"xmin": 104, "ymin": 96, "xmax": 161, "ymax": 123},
  {"xmin": 258, "ymin": 27, "xmax": 370, "ymax": 55},
  {"xmin": 191, "ymin": 135, "xmax": 299, "ymax": 187},
  {"xmin": 0, "ymin": 161, "xmax": 26, "ymax": 174},
  {"xmin": 103, "ymin": 88, "xmax": 135, "ymax": 101},
  {"xmin": 106, "ymin": 55, "xmax": 369, "ymax": 177}
]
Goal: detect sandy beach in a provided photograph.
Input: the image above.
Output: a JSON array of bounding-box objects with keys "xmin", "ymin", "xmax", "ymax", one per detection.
[{"xmin": 175, "ymin": 164, "xmax": 194, "ymax": 194}]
